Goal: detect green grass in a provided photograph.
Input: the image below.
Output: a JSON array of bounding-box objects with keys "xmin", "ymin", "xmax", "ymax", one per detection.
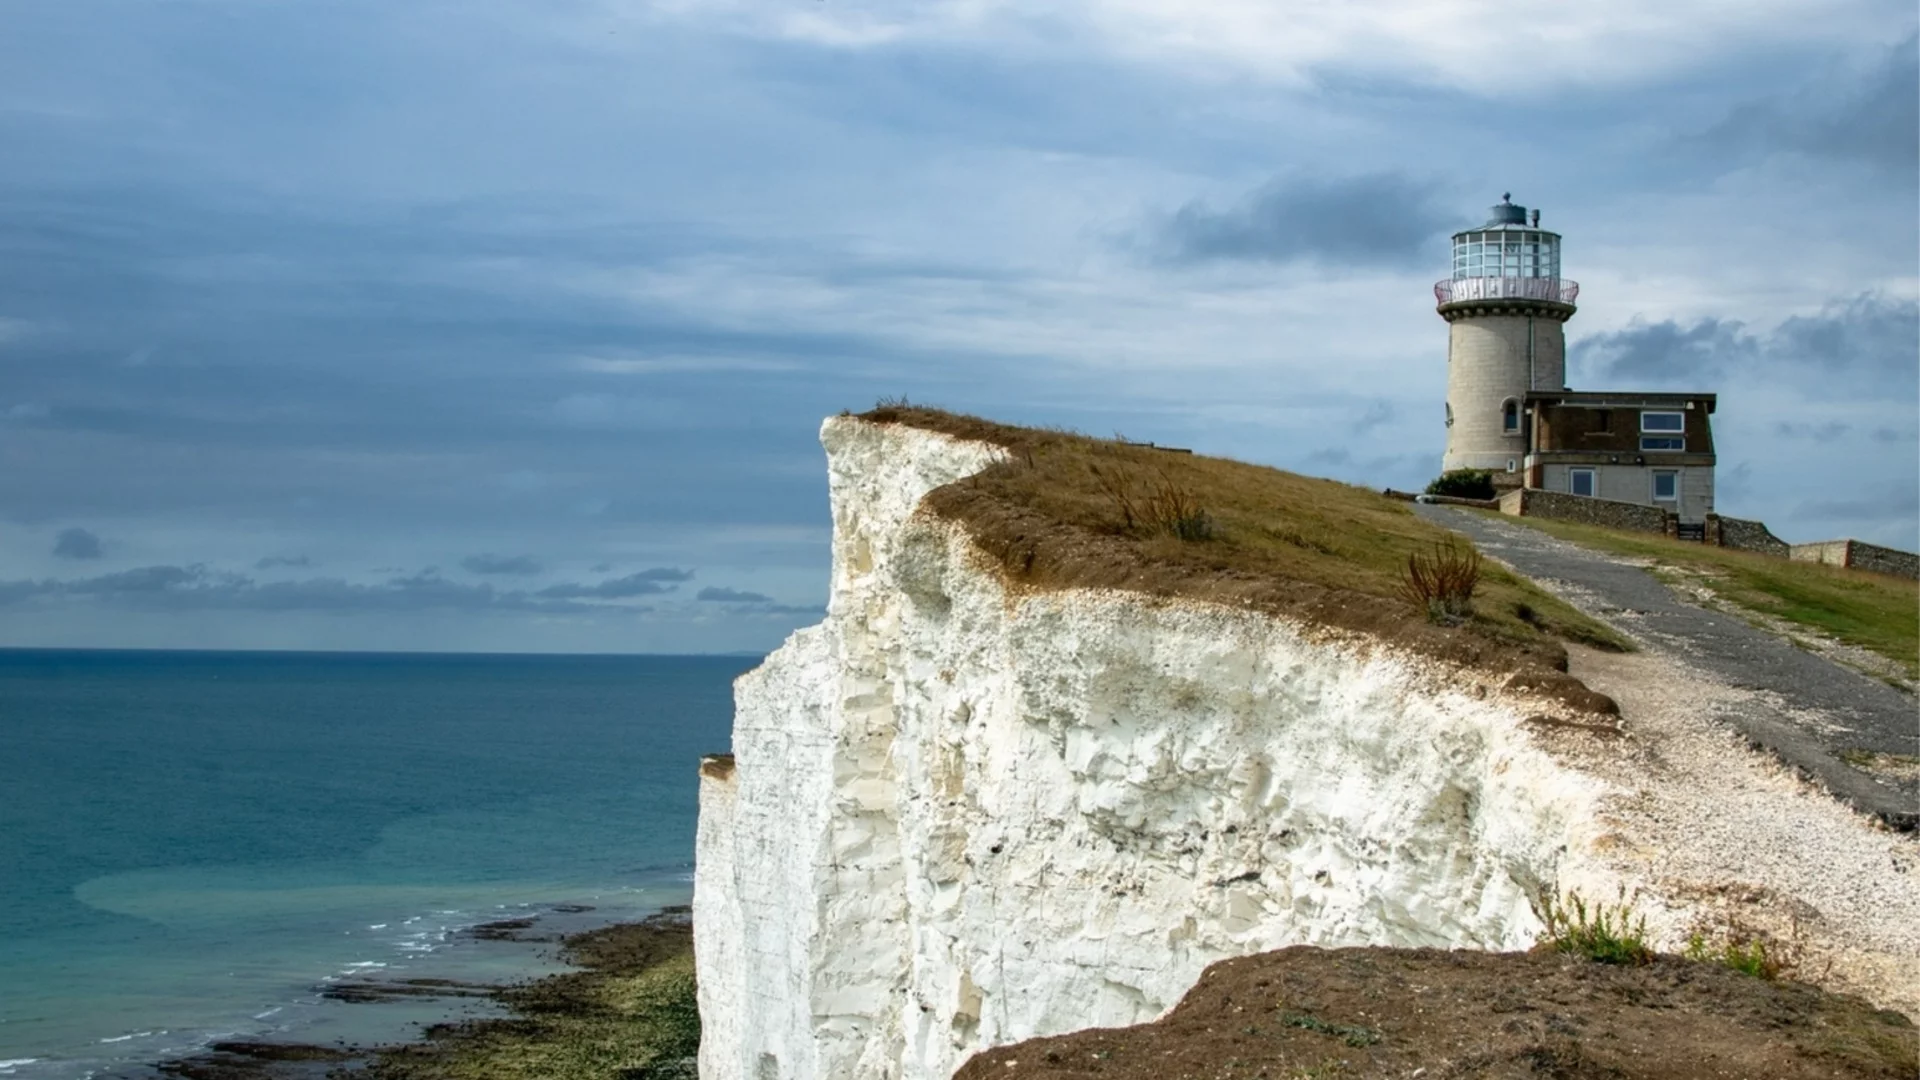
[
  {"xmin": 1538, "ymin": 891, "xmax": 1654, "ymax": 966},
  {"xmin": 367, "ymin": 922, "xmax": 699, "ymax": 1080},
  {"xmin": 1485, "ymin": 513, "xmax": 1918, "ymax": 680}
]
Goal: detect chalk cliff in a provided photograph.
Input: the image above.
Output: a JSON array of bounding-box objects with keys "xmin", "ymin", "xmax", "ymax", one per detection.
[{"xmin": 692, "ymin": 416, "xmax": 1662, "ymax": 1080}]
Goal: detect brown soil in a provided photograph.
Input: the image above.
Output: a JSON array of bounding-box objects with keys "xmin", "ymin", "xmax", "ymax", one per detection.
[
  {"xmin": 953, "ymin": 947, "xmax": 1917, "ymax": 1080},
  {"xmin": 859, "ymin": 406, "xmax": 1625, "ymax": 715}
]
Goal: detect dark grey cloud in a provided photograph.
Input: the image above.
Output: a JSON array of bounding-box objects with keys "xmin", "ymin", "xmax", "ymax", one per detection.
[
  {"xmin": 0, "ymin": 565, "xmax": 660, "ymax": 616},
  {"xmin": 460, "ymin": 553, "xmax": 543, "ymax": 576},
  {"xmin": 1773, "ymin": 421, "xmax": 1850, "ymax": 442},
  {"xmin": 589, "ymin": 562, "xmax": 615, "ymax": 573},
  {"xmin": 743, "ymin": 603, "xmax": 826, "ymax": 617},
  {"xmin": 1151, "ymin": 172, "xmax": 1453, "ymax": 267},
  {"xmin": 1872, "ymin": 427, "xmax": 1917, "ymax": 443},
  {"xmin": 1574, "ymin": 317, "xmax": 1753, "ymax": 382},
  {"xmin": 53, "ymin": 527, "xmax": 104, "ymax": 559},
  {"xmin": 1703, "ymin": 34, "xmax": 1918, "ymax": 175},
  {"xmin": 1789, "ymin": 482, "xmax": 1920, "ymax": 525},
  {"xmin": 255, "ymin": 554, "xmax": 312, "ymax": 569},
  {"xmin": 697, "ymin": 586, "xmax": 773, "ymax": 603},
  {"xmin": 536, "ymin": 568, "xmax": 692, "ymax": 600},
  {"xmin": 1572, "ymin": 293, "xmax": 1917, "ymax": 394},
  {"xmin": 1353, "ymin": 400, "xmax": 1395, "ymax": 434}
]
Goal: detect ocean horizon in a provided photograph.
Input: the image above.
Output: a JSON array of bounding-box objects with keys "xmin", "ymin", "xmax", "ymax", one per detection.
[{"xmin": 0, "ymin": 648, "xmax": 753, "ymax": 1079}]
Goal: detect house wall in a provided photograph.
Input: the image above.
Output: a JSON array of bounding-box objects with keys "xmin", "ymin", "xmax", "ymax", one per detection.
[
  {"xmin": 1535, "ymin": 403, "xmax": 1714, "ymax": 456},
  {"xmin": 1537, "ymin": 463, "xmax": 1714, "ymax": 524}
]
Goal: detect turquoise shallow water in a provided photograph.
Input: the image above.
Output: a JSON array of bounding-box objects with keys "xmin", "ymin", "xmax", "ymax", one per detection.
[{"xmin": 0, "ymin": 649, "xmax": 751, "ymax": 1079}]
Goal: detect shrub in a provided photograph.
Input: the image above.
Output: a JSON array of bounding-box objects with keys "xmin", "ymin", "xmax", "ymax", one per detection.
[
  {"xmin": 1684, "ymin": 920, "xmax": 1798, "ymax": 981},
  {"xmin": 1401, "ymin": 537, "xmax": 1481, "ymax": 622},
  {"xmin": 1425, "ymin": 469, "xmax": 1496, "ymax": 500},
  {"xmin": 1094, "ymin": 465, "xmax": 1215, "ymax": 542},
  {"xmin": 1538, "ymin": 891, "xmax": 1653, "ymax": 966}
]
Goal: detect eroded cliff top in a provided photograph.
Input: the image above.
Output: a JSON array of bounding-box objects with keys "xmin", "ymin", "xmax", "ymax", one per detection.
[
  {"xmin": 952, "ymin": 946, "xmax": 1916, "ymax": 1079},
  {"xmin": 859, "ymin": 404, "xmax": 1626, "ymax": 702}
]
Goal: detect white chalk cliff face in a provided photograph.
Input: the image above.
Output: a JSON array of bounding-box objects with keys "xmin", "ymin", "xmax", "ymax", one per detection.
[{"xmin": 694, "ymin": 418, "xmax": 1628, "ymax": 1080}]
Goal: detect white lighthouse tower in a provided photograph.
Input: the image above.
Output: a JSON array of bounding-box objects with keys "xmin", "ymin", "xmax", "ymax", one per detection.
[{"xmin": 1437, "ymin": 195, "xmax": 1579, "ymax": 480}]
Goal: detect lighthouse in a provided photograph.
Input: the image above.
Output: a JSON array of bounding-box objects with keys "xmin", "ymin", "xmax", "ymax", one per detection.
[{"xmin": 1436, "ymin": 195, "xmax": 1578, "ymax": 481}]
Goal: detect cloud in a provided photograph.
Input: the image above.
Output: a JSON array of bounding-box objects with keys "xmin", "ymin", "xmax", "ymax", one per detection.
[
  {"xmin": 255, "ymin": 554, "xmax": 313, "ymax": 569},
  {"xmin": 1789, "ymin": 481, "xmax": 1920, "ymax": 524},
  {"xmin": 0, "ymin": 565, "xmax": 659, "ymax": 616},
  {"xmin": 631, "ymin": 0, "xmax": 1903, "ymax": 95},
  {"xmin": 53, "ymin": 527, "xmax": 104, "ymax": 559},
  {"xmin": 1573, "ymin": 293, "xmax": 1917, "ymax": 394},
  {"xmin": 1150, "ymin": 173, "xmax": 1453, "ymax": 268},
  {"xmin": 1702, "ymin": 33, "xmax": 1918, "ymax": 174},
  {"xmin": 697, "ymin": 585, "xmax": 773, "ymax": 603},
  {"xmin": 535, "ymin": 567, "xmax": 692, "ymax": 599},
  {"xmin": 460, "ymin": 553, "xmax": 544, "ymax": 576},
  {"xmin": 1773, "ymin": 421, "xmax": 1850, "ymax": 442},
  {"xmin": 1573, "ymin": 317, "xmax": 1754, "ymax": 382},
  {"xmin": 1353, "ymin": 400, "xmax": 1396, "ymax": 434}
]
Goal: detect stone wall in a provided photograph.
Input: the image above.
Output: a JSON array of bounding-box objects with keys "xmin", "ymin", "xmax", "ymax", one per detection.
[
  {"xmin": 1710, "ymin": 516, "xmax": 1788, "ymax": 557},
  {"xmin": 1500, "ymin": 488, "xmax": 1671, "ymax": 534},
  {"xmin": 1792, "ymin": 540, "xmax": 1920, "ymax": 580},
  {"xmin": 1847, "ymin": 541, "xmax": 1920, "ymax": 580}
]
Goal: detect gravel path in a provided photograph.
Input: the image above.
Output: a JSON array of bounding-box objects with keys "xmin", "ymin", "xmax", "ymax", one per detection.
[{"xmin": 1412, "ymin": 504, "xmax": 1918, "ymax": 829}]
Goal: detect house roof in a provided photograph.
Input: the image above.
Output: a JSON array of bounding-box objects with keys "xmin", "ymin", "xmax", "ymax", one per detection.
[{"xmin": 1524, "ymin": 390, "xmax": 1717, "ymax": 414}]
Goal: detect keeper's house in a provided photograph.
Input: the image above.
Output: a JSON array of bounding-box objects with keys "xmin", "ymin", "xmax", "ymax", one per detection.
[{"xmin": 1521, "ymin": 391, "xmax": 1717, "ymax": 525}]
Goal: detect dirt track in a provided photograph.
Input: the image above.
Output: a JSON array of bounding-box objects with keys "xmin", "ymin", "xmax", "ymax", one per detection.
[{"xmin": 1412, "ymin": 505, "xmax": 1918, "ymax": 829}]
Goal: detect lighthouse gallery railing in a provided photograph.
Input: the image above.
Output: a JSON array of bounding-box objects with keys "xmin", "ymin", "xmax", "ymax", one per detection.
[{"xmin": 1434, "ymin": 277, "xmax": 1579, "ymax": 306}]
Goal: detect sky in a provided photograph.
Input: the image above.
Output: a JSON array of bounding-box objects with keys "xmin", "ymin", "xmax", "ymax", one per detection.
[{"xmin": 0, "ymin": 0, "xmax": 1914, "ymax": 654}]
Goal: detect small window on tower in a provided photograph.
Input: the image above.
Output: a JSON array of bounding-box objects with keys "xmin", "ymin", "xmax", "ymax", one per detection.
[{"xmin": 1502, "ymin": 399, "xmax": 1520, "ymax": 433}]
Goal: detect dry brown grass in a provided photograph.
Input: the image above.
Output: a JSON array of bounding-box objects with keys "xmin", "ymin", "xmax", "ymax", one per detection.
[{"xmin": 858, "ymin": 405, "xmax": 1630, "ymax": 685}]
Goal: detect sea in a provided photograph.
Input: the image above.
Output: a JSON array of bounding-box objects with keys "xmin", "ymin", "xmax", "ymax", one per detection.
[{"xmin": 0, "ymin": 648, "xmax": 753, "ymax": 1079}]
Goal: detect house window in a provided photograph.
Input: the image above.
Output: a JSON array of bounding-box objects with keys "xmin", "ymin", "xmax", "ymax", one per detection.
[
  {"xmin": 1652, "ymin": 470, "xmax": 1679, "ymax": 502},
  {"xmin": 1569, "ymin": 468, "xmax": 1596, "ymax": 497},
  {"xmin": 1502, "ymin": 399, "xmax": 1519, "ymax": 433},
  {"xmin": 1595, "ymin": 409, "xmax": 1611, "ymax": 432},
  {"xmin": 1640, "ymin": 410, "xmax": 1685, "ymax": 450}
]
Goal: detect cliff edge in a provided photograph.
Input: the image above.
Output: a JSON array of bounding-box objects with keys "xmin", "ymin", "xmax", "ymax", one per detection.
[{"xmin": 694, "ymin": 412, "xmax": 1920, "ymax": 1080}]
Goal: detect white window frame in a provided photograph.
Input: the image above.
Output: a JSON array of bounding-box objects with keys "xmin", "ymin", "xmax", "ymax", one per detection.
[
  {"xmin": 1640, "ymin": 411, "xmax": 1685, "ymax": 433},
  {"xmin": 1652, "ymin": 469, "xmax": 1679, "ymax": 503},
  {"xmin": 1569, "ymin": 468, "xmax": 1596, "ymax": 498}
]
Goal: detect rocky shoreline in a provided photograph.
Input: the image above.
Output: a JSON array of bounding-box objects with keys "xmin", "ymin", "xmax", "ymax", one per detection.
[{"xmin": 130, "ymin": 909, "xmax": 696, "ymax": 1080}]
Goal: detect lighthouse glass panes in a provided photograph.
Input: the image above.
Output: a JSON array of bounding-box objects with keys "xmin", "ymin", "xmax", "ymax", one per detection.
[{"xmin": 1451, "ymin": 231, "xmax": 1560, "ymax": 281}]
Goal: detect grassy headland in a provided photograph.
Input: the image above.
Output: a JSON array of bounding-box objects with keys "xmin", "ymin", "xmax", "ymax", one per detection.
[{"xmin": 861, "ymin": 405, "xmax": 1630, "ymax": 676}]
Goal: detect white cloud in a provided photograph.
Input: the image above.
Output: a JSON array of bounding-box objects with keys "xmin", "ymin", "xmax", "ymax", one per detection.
[{"xmin": 620, "ymin": 0, "xmax": 1913, "ymax": 92}]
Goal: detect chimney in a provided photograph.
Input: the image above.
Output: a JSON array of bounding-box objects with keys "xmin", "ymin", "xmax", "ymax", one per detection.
[{"xmin": 1530, "ymin": 209, "xmax": 1541, "ymax": 228}]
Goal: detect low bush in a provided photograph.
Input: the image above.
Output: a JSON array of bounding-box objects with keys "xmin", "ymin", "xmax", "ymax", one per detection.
[
  {"xmin": 1425, "ymin": 469, "xmax": 1496, "ymax": 500},
  {"xmin": 1538, "ymin": 891, "xmax": 1653, "ymax": 966},
  {"xmin": 1401, "ymin": 538, "xmax": 1481, "ymax": 623},
  {"xmin": 1094, "ymin": 464, "xmax": 1215, "ymax": 542},
  {"xmin": 1684, "ymin": 917, "xmax": 1801, "ymax": 982}
]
